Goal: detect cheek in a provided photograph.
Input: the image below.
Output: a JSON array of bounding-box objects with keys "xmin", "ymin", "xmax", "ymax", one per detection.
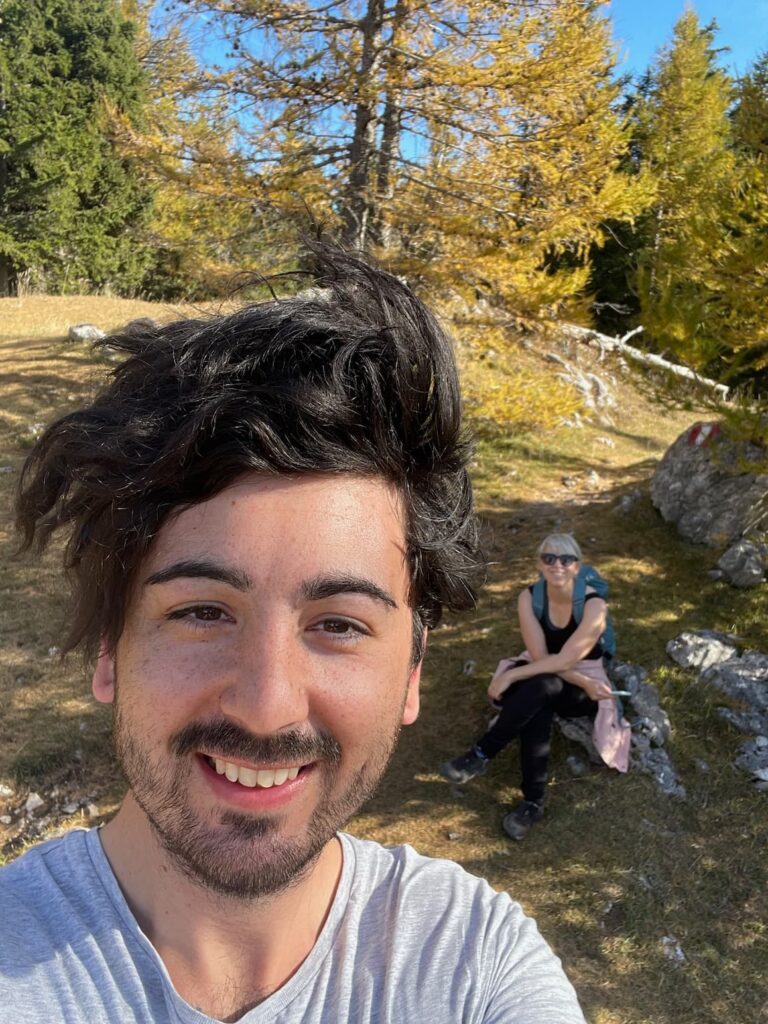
[{"xmin": 117, "ymin": 633, "xmax": 237, "ymax": 712}]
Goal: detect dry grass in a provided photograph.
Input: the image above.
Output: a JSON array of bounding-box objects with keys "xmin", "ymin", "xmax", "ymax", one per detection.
[{"xmin": 1, "ymin": 297, "xmax": 767, "ymax": 1023}]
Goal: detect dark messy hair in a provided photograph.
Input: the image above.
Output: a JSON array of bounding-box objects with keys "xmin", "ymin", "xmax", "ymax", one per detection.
[{"xmin": 16, "ymin": 244, "xmax": 480, "ymax": 663}]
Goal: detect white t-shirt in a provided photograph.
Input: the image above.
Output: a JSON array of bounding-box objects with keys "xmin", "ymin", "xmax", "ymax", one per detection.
[{"xmin": 0, "ymin": 828, "xmax": 585, "ymax": 1023}]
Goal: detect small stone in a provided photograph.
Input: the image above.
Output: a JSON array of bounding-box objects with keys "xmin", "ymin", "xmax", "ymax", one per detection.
[
  {"xmin": 47, "ymin": 646, "xmax": 60, "ymax": 657},
  {"xmin": 68, "ymin": 323, "xmax": 105, "ymax": 343},
  {"xmin": 25, "ymin": 792, "xmax": 45, "ymax": 815},
  {"xmin": 446, "ymin": 832, "xmax": 461, "ymax": 841},
  {"xmin": 62, "ymin": 802, "xmax": 80, "ymax": 815},
  {"xmin": 661, "ymin": 935, "xmax": 686, "ymax": 964},
  {"xmin": 755, "ymin": 736, "xmax": 768, "ymax": 748},
  {"xmin": 462, "ymin": 660, "xmax": 477, "ymax": 676},
  {"xmin": 695, "ymin": 759, "xmax": 710, "ymax": 773},
  {"xmin": 595, "ymin": 437, "xmax": 616, "ymax": 448},
  {"xmin": 85, "ymin": 803, "xmax": 100, "ymax": 818},
  {"xmin": 561, "ymin": 476, "xmax": 577, "ymax": 488},
  {"xmin": 0, "ymin": 783, "xmax": 14, "ymax": 799},
  {"xmin": 79, "ymin": 721, "xmax": 88, "ymax": 733},
  {"xmin": 585, "ymin": 470, "xmax": 600, "ymax": 486},
  {"xmin": 566, "ymin": 755, "xmax": 589, "ymax": 777},
  {"xmin": 0, "ymin": 815, "xmax": 11, "ymax": 825},
  {"xmin": 0, "ymin": 465, "xmax": 15, "ymax": 474}
]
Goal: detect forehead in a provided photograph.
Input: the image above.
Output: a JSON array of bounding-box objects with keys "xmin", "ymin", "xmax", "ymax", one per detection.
[{"xmin": 143, "ymin": 472, "xmax": 409, "ymax": 590}]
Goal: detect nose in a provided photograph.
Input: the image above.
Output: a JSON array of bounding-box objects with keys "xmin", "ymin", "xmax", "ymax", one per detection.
[{"xmin": 217, "ymin": 624, "xmax": 311, "ymax": 736}]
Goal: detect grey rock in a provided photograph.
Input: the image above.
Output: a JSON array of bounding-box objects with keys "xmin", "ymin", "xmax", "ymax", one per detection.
[
  {"xmin": 62, "ymin": 802, "xmax": 80, "ymax": 815},
  {"xmin": 717, "ymin": 539, "xmax": 767, "ymax": 587},
  {"xmin": 462, "ymin": 660, "xmax": 477, "ymax": 676},
  {"xmin": 24, "ymin": 792, "xmax": 45, "ymax": 815},
  {"xmin": 565, "ymin": 754, "xmax": 589, "ymax": 777},
  {"xmin": 0, "ymin": 783, "xmax": 14, "ymax": 799},
  {"xmin": 585, "ymin": 470, "xmax": 600, "ymax": 486},
  {"xmin": 666, "ymin": 630, "xmax": 739, "ymax": 670},
  {"xmin": 735, "ymin": 736, "xmax": 768, "ymax": 784},
  {"xmin": 0, "ymin": 465, "xmax": 15, "ymax": 474},
  {"xmin": 0, "ymin": 815, "xmax": 11, "ymax": 825},
  {"xmin": 556, "ymin": 716, "xmax": 604, "ymax": 764},
  {"xmin": 609, "ymin": 661, "xmax": 647, "ymax": 696},
  {"xmin": 651, "ymin": 422, "xmax": 768, "ymax": 546},
  {"xmin": 639, "ymin": 747, "xmax": 686, "ymax": 798},
  {"xmin": 68, "ymin": 323, "xmax": 106, "ymax": 343},
  {"xmin": 717, "ymin": 707, "xmax": 768, "ymax": 736},
  {"xmin": 614, "ymin": 489, "xmax": 642, "ymax": 514},
  {"xmin": 662, "ymin": 935, "xmax": 686, "ymax": 964},
  {"xmin": 701, "ymin": 652, "xmax": 768, "ymax": 712},
  {"xmin": 561, "ymin": 476, "xmax": 577, "ymax": 488}
]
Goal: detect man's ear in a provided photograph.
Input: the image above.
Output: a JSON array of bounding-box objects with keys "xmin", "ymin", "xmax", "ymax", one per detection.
[
  {"xmin": 92, "ymin": 641, "xmax": 115, "ymax": 704},
  {"xmin": 402, "ymin": 629, "xmax": 428, "ymax": 726}
]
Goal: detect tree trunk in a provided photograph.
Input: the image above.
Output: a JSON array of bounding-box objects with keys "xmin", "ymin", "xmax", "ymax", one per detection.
[
  {"xmin": 340, "ymin": 0, "xmax": 385, "ymax": 250},
  {"xmin": 370, "ymin": 0, "xmax": 407, "ymax": 250}
]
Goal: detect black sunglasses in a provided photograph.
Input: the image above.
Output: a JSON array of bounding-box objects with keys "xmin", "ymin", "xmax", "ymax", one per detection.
[{"xmin": 540, "ymin": 553, "xmax": 579, "ymax": 567}]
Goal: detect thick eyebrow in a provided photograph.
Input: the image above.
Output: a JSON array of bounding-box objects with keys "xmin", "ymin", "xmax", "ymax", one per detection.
[
  {"xmin": 144, "ymin": 559, "xmax": 252, "ymax": 592},
  {"xmin": 300, "ymin": 573, "xmax": 398, "ymax": 610}
]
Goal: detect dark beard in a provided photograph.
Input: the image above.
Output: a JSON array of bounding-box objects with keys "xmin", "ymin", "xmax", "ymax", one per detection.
[{"xmin": 113, "ymin": 708, "xmax": 400, "ymax": 900}]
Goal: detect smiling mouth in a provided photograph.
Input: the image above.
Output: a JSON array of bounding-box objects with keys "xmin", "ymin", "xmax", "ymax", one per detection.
[{"xmin": 203, "ymin": 756, "xmax": 304, "ymax": 789}]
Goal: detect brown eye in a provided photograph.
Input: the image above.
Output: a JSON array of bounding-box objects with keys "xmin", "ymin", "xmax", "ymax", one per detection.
[{"xmin": 167, "ymin": 605, "xmax": 234, "ymax": 625}]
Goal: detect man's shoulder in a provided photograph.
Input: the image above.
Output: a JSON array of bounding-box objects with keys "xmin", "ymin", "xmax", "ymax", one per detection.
[
  {"xmin": 0, "ymin": 829, "xmax": 99, "ymax": 950},
  {"xmin": 341, "ymin": 831, "xmax": 522, "ymax": 927}
]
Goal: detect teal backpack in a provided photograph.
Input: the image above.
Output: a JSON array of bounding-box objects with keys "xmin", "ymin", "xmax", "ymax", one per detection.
[{"xmin": 531, "ymin": 564, "xmax": 616, "ymax": 659}]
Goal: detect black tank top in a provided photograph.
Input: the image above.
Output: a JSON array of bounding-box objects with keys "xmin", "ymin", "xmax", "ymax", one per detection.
[{"xmin": 528, "ymin": 586, "xmax": 603, "ymax": 659}]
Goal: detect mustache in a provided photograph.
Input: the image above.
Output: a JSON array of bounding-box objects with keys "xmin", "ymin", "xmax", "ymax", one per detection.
[{"xmin": 170, "ymin": 719, "xmax": 342, "ymax": 766}]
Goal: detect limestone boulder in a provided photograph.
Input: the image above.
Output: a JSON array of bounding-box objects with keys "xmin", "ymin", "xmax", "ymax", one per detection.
[{"xmin": 651, "ymin": 422, "xmax": 768, "ymax": 547}]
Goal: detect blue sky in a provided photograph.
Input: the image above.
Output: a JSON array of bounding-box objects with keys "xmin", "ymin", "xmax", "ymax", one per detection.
[{"xmin": 609, "ymin": 1, "xmax": 768, "ymax": 77}]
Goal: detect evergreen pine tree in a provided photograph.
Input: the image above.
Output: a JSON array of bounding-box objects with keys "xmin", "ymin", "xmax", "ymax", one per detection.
[
  {"xmin": 721, "ymin": 52, "xmax": 768, "ymax": 376},
  {"xmin": 0, "ymin": 0, "xmax": 153, "ymax": 294},
  {"xmin": 631, "ymin": 11, "xmax": 735, "ymax": 368}
]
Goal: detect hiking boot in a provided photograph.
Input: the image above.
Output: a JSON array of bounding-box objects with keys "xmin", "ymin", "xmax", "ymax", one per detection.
[
  {"xmin": 502, "ymin": 800, "xmax": 544, "ymax": 841},
  {"xmin": 439, "ymin": 747, "xmax": 489, "ymax": 784}
]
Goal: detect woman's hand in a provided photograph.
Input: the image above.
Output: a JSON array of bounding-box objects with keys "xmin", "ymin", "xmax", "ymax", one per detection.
[
  {"xmin": 572, "ymin": 673, "xmax": 614, "ymax": 701},
  {"xmin": 488, "ymin": 667, "xmax": 518, "ymax": 702}
]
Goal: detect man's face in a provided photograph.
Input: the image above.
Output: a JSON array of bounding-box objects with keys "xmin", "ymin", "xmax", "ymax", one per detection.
[{"xmin": 93, "ymin": 473, "xmax": 423, "ymax": 898}]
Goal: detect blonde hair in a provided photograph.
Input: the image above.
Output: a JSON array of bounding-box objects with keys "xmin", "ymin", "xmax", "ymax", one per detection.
[{"xmin": 537, "ymin": 533, "xmax": 582, "ymax": 560}]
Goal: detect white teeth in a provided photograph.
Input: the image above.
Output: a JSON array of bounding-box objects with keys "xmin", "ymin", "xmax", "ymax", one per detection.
[
  {"xmin": 238, "ymin": 767, "xmax": 259, "ymax": 788},
  {"xmin": 211, "ymin": 759, "xmax": 302, "ymax": 789}
]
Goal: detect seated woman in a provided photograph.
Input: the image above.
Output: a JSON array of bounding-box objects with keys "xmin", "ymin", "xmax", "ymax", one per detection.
[{"xmin": 439, "ymin": 533, "xmax": 629, "ymax": 841}]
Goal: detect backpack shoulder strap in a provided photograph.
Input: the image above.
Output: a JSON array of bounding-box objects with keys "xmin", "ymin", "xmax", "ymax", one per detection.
[
  {"xmin": 531, "ymin": 577, "xmax": 546, "ymax": 621},
  {"xmin": 572, "ymin": 568, "xmax": 588, "ymax": 625}
]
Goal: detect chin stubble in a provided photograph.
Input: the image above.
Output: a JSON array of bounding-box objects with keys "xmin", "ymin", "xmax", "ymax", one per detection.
[{"xmin": 113, "ymin": 702, "xmax": 402, "ymax": 900}]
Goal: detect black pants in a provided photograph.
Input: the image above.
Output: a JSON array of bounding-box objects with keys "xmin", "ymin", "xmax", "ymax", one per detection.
[{"xmin": 475, "ymin": 670, "xmax": 597, "ymax": 804}]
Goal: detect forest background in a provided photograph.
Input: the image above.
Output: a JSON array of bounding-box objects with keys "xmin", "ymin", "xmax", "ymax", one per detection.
[{"xmin": 1, "ymin": 0, "xmax": 768, "ymax": 394}]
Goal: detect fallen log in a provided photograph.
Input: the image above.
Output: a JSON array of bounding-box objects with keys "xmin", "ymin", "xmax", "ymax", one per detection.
[{"xmin": 563, "ymin": 324, "xmax": 729, "ymax": 400}]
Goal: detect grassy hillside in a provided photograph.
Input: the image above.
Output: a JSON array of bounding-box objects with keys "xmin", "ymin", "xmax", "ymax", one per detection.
[{"xmin": 1, "ymin": 296, "xmax": 766, "ymax": 1024}]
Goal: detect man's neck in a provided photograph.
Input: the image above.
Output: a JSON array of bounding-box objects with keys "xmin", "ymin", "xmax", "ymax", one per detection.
[{"xmin": 99, "ymin": 796, "xmax": 344, "ymax": 1021}]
